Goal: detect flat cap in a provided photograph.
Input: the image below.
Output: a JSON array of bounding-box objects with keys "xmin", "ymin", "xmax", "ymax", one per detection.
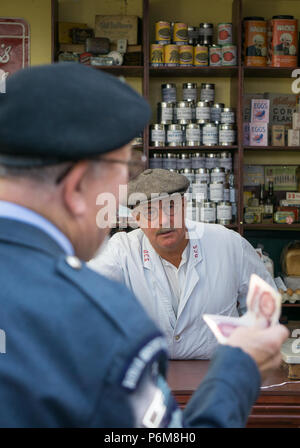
[
  {"xmin": 0, "ymin": 63, "xmax": 151, "ymax": 167},
  {"xmin": 127, "ymin": 168, "xmax": 189, "ymax": 208}
]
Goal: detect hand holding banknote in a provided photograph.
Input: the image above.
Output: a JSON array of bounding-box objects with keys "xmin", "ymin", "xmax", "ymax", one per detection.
[{"xmin": 203, "ymin": 274, "xmax": 289, "ymax": 379}]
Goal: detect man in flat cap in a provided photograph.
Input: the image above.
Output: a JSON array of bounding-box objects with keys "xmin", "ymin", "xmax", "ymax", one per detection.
[
  {"xmin": 90, "ymin": 168, "xmax": 277, "ymax": 360},
  {"xmin": 0, "ymin": 63, "xmax": 288, "ymax": 428}
]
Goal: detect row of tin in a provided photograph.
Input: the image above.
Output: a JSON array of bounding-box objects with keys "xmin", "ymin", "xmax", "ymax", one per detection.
[
  {"xmin": 149, "ymin": 152, "xmax": 233, "ymax": 170},
  {"xmin": 186, "ymin": 199, "xmax": 236, "ymax": 225}
]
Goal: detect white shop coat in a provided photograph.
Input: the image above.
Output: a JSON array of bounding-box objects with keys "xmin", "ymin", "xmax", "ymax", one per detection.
[{"xmin": 89, "ymin": 220, "xmax": 276, "ymax": 359}]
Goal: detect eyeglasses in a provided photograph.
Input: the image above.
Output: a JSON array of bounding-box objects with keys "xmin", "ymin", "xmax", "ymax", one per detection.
[
  {"xmin": 138, "ymin": 197, "xmax": 184, "ymax": 221},
  {"xmin": 55, "ymin": 153, "xmax": 147, "ymax": 184}
]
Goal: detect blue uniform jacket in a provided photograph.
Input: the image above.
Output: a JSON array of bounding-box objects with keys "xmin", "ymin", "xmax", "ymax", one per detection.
[{"xmin": 0, "ymin": 218, "xmax": 260, "ymax": 427}]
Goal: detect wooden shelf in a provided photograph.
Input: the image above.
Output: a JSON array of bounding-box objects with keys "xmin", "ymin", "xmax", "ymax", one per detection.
[
  {"xmin": 149, "ymin": 66, "xmax": 239, "ymax": 78},
  {"xmin": 244, "ymin": 224, "xmax": 300, "ymax": 231},
  {"xmin": 244, "ymin": 146, "xmax": 300, "ymax": 151},
  {"xmin": 282, "ymin": 303, "xmax": 300, "ymax": 308},
  {"xmin": 243, "ymin": 66, "xmax": 300, "ymax": 78},
  {"xmin": 149, "ymin": 145, "xmax": 238, "ymax": 152},
  {"xmin": 92, "ymin": 66, "xmax": 143, "ymax": 77}
]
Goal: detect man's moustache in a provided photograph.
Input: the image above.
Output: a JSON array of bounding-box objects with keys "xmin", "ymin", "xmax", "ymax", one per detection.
[{"xmin": 156, "ymin": 228, "xmax": 175, "ymax": 235}]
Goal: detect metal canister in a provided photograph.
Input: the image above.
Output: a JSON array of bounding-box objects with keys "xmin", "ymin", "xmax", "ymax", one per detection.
[
  {"xmin": 200, "ymin": 83, "xmax": 215, "ymax": 102},
  {"xmin": 222, "ymin": 44, "xmax": 237, "ymax": 66},
  {"xmin": 167, "ymin": 124, "xmax": 183, "ymax": 146},
  {"xmin": 218, "ymin": 23, "xmax": 233, "ymax": 45},
  {"xmin": 173, "ymin": 22, "xmax": 188, "ymax": 45},
  {"xmin": 193, "ymin": 181, "xmax": 208, "ymax": 202},
  {"xmin": 205, "ymin": 153, "xmax": 220, "ymax": 169},
  {"xmin": 179, "ymin": 45, "xmax": 193, "ymax": 66},
  {"xmin": 219, "ymin": 124, "xmax": 236, "ymax": 145},
  {"xmin": 188, "ymin": 26, "xmax": 199, "ymax": 42},
  {"xmin": 217, "ymin": 201, "xmax": 232, "ymax": 224},
  {"xmin": 150, "ymin": 124, "xmax": 165, "ymax": 146},
  {"xmin": 149, "ymin": 153, "xmax": 163, "ymax": 169},
  {"xmin": 209, "ymin": 45, "xmax": 222, "ymax": 66},
  {"xmin": 202, "ymin": 123, "xmax": 218, "ymax": 146},
  {"xmin": 194, "ymin": 167, "xmax": 210, "ymax": 183},
  {"xmin": 221, "ymin": 107, "xmax": 235, "ymax": 124},
  {"xmin": 199, "ymin": 201, "xmax": 216, "ymax": 223},
  {"xmin": 191, "ymin": 153, "xmax": 206, "ymax": 169},
  {"xmin": 176, "ymin": 101, "xmax": 193, "ymax": 124},
  {"xmin": 186, "ymin": 123, "xmax": 201, "ymax": 146},
  {"xmin": 164, "ymin": 45, "xmax": 179, "ymax": 66},
  {"xmin": 243, "ymin": 18, "xmax": 267, "ymax": 67},
  {"xmin": 177, "ymin": 153, "xmax": 191, "ymax": 169},
  {"xmin": 210, "ymin": 181, "xmax": 224, "ymax": 203},
  {"xmin": 161, "ymin": 83, "xmax": 177, "ymax": 103},
  {"xmin": 162, "ymin": 153, "xmax": 178, "ymax": 170},
  {"xmin": 157, "ymin": 102, "xmax": 174, "ymax": 124},
  {"xmin": 211, "ymin": 167, "xmax": 226, "ymax": 183},
  {"xmin": 211, "ymin": 103, "xmax": 224, "ymax": 122},
  {"xmin": 193, "ymin": 44, "xmax": 208, "ymax": 66},
  {"xmin": 155, "ymin": 21, "xmax": 171, "ymax": 44},
  {"xmin": 196, "ymin": 101, "xmax": 211, "ymax": 121},
  {"xmin": 183, "ymin": 82, "xmax": 198, "ymax": 102},
  {"xmin": 199, "ymin": 23, "xmax": 214, "ymax": 45},
  {"xmin": 219, "ymin": 151, "xmax": 232, "ymax": 171},
  {"xmin": 150, "ymin": 44, "xmax": 164, "ymax": 66},
  {"xmin": 223, "ymin": 182, "xmax": 230, "ymax": 201},
  {"xmin": 181, "ymin": 168, "xmax": 194, "ymax": 187}
]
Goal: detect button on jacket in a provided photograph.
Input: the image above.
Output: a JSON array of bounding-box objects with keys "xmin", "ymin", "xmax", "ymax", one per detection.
[{"xmin": 89, "ymin": 220, "xmax": 276, "ymax": 360}]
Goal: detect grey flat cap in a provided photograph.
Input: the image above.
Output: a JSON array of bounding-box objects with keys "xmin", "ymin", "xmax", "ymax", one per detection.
[{"xmin": 127, "ymin": 168, "xmax": 189, "ymax": 208}]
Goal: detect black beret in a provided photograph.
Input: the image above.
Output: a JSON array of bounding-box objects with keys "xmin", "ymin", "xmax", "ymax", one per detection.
[
  {"xmin": 0, "ymin": 63, "xmax": 151, "ymax": 166},
  {"xmin": 127, "ymin": 169, "xmax": 190, "ymax": 208}
]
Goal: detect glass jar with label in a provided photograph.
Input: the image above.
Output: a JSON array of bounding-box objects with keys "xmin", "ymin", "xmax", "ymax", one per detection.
[
  {"xmin": 150, "ymin": 124, "xmax": 165, "ymax": 146},
  {"xmin": 161, "ymin": 83, "xmax": 177, "ymax": 103},
  {"xmin": 217, "ymin": 201, "xmax": 232, "ymax": 225},
  {"xmin": 158, "ymin": 102, "xmax": 174, "ymax": 124},
  {"xmin": 202, "ymin": 123, "xmax": 218, "ymax": 146},
  {"xmin": 167, "ymin": 124, "xmax": 183, "ymax": 146},
  {"xmin": 198, "ymin": 201, "xmax": 216, "ymax": 223}
]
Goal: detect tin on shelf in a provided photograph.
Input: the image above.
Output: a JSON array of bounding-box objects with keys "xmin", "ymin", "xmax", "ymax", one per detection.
[
  {"xmin": 193, "ymin": 44, "xmax": 208, "ymax": 66},
  {"xmin": 164, "ymin": 45, "xmax": 179, "ymax": 66},
  {"xmin": 173, "ymin": 22, "xmax": 188, "ymax": 45},
  {"xmin": 150, "ymin": 124, "xmax": 165, "ymax": 147},
  {"xmin": 200, "ymin": 83, "xmax": 215, "ymax": 102},
  {"xmin": 202, "ymin": 123, "xmax": 218, "ymax": 146},
  {"xmin": 221, "ymin": 107, "xmax": 235, "ymax": 124},
  {"xmin": 161, "ymin": 83, "xmax": 177, "ymax": 103},
  {"xmin": 209, "ymin": 45, "xmax": 222, "ymax": 66},
  {"xmin": 217, "ymin": 201, "xmax": 232, "ymax": 224},
  {"xmin": 150, "ymin": 44, "xmax": 164, "ymax": 66},
  {"xmin": 198, "ymin": 201, "xmax": 216, "ymax": 223},
  {"xmin": 167, "ymin": 124, "xmax": 183, "ymax": 146},
  {"xmin": 176, "ymin": 101, "xmax": 193, "ymax": 124},
  {"xmin": 158, "ymin": 102, "xmax": 174, "ymax": 124},
  {"xmin": 179, "ymin": 45, "xmax": 193, "ymax": 66},
  {"xmin": 186, "ymin": 123, "xmax": 201, "ymax": 146},
  {"xmin": 155, "ymin": 21, "xmax": 171, "ymax": 44},
  {"xmin": 196, "ymin": 101, "xmax": 211, "ymax": 121},
  {"xmin": 219, "ymin": 124, "xmax": 236, "ymax": 145},
  {"xmin": 183, "ymin": 82, "xmax": 198, "ymax": 102}
]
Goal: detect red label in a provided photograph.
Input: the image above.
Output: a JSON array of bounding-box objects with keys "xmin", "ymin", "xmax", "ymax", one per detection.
[{"xmin": 0, "ymin": 18, "xmax": 30, "ymax": 77}]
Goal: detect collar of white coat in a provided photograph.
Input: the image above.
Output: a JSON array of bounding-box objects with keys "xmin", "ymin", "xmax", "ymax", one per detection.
[{"xmin": 141, "ymin": 219, "xmax": 204, "ymax": 270}]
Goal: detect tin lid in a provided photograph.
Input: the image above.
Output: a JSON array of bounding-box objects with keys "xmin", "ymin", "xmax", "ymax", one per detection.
[
  {"xmin": 158, "ymin": 101, "xmax": 174, "ymax": 107},
  {"xmin": 151, "ymin": 153, "xmax": 162, "ymax": 158},
  {"xmin": 206, "ymin": 153, "xmax": 220, "ymax": 158},
  {"xmin": 166, "ymin": 153, "xmax": 178, "ymax": 158},
  {"xmin": 151, "ymin": 123, "xmax": 165, "ymax": 129},
  {"xmin": 199, "ymin": 23, "xmax": 214, "ymax": 28},
  {"xmin": 210, "ymin": 44, "xmax": 222, "ymax": 49},
  {"xmin": 180, "ymin": 153, "xmax": 189, "ymax": 159},
  {"xmin": 220, "ymin": 123, "xmax": 235, "ymax": 129},
  {"xmin": 161, "ymin": 83, "xmax": 176, "ymax": 88},
  {"xmin": 192, "ymin": 152, "xmax": 205, "ymax": 157},
  {"xmin": 212, "ymin": 167, "xmax": 225, "ymax": 172},
  {"xmin": 183, "ymin": 82, "xmax": 197, "ymax": 89},
  {"xmin": 196, "ymin": 101, "xmax": 211, "ymax": 107},
  {"xmin": 168, "ymin": 124, "xmax": 182, "ymax": 130},
  {"xmin": 176, "ymin": 101, "xmax": 191, "ymax": 107},
  {"xmin": 217, "ymin": 201, "xmax": 231, "ymax": 206},
  {"xmin": 212, "ymin": 103, "xmax": 225, "ymax": 108},
  {"xmin": 222, "ymin": 107, "xmax": 235, "ymax": 112},
  {"xmin": 272, "ymin": 15, "xmax": 294, "ymax": 19},
  {"xmin": 194, "ymin": 167, "xmax": 209, "ymax": 173},
  {"xmin": 197, "ymin": 119, "xmax": 210, "ymax": 124},
  {"xmin": 202, "ymin": 201, "xmax": 216, "ymax": 207},
  {"xmin": 201, "ymin": 83, "xmax": 215, "ymax": 89},
  {"xmin": 244, "ymin": 16, "xmax": 265, "ymax": 21},
  {"xmin": 203, "ymin": 122, "xmax": 217, "ymax": 128},
  {"xmin": 218, "ymin": 22, "xmax": 232, "ymax": 26},
  {"xmin": 220, "ymin": 151, "xmax": 231, "ymax": 157},
  {"xmin": 181, "ymin": 168, "xmax": 193, "ymax": 173},
  {"xmin": 186, "ymin": 123, "xmax": 200, "ymax": 129}
]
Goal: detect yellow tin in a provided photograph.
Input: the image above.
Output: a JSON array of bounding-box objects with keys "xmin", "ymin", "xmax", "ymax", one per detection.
[
  {"xmin": 164, "ymin": 44, "xmax": 179, "ymax": 66},
  {"xmin": 193, "ymin": 45, "xmax": 208, "ymax": 66},
  {"xmin": 179, "ymin": 45, "xmax": 193, "ymax": 66},
  {"xmin": 150, "ymin": 44, "xmax": 164, "ymax": 66},
  {"xmin": 155, "ymin": 21, "xmax": 171, "ymax": 44},
  {"xmin": 173, "ymin": 22, "xmax": 188, "ymax": 45}
]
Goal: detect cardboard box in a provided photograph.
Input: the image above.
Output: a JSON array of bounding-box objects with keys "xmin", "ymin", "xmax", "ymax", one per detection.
[
  {"xmin": 264, "ymin": 92, "xmax": 297, "ymax": 127},
  {"xmin": 95, "ymin": 15, "xmax": 140, "ymax": 45},
  {"xmin": 288, "ymin": 129, "xmax": 300, "ymax": 146},
  {"xmin": 271, "ymin": 124, "xmax": 285, "ymax": 146},
  {"xmin": 59, "ymin": 22, "xmax": 89, "ymax": 44},
  {"xmin": 249, "ymin": 122, "xmax": 268, "ymax": 145},
  {"xmin": 292, "ymin": 112, "xmax": 300, "ymax": 130},
  {"xmin": 251, "ymin": 99, "xmax": 270, "ymax": 123},
  {"xmin": 243, "ymin": 93, "xmax": 264, "ymax": 122},
  {"xmin": 287, "ymin": 192, "xmax": 300, "ymax": 201},
  {"xmin": 265, "ymin": 166, "xmax": 298, "ymax": 191}
]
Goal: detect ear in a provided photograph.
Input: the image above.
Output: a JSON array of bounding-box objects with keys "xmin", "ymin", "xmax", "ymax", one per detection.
[
  {"xmin": 62, "ymin": 161, "xmax": 90, "ymax": 217},
  {"xmin": 131, "ymin": 208, "xmax": 141, "ymax": 224}
]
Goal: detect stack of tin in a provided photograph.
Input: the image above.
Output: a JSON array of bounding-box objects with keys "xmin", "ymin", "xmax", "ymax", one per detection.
[
  {"xmin": 150, "ymin": 82, "xmax": 236, "ymax": 147},
  {"xmin": 149, "ymin": 152, "xmax": 237, "ymax": 225},
  {"xmin": 151, "ymin": 21, "xmax": 237, "ymax": 67}
]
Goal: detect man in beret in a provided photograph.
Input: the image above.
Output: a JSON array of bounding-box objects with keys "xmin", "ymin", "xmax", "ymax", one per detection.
[
  {"xmin": 90, "ymin": 168, "xmax": 277, "ymax": 360},
  {"xmin": 0, "ymin": 63, "xmax": 288, "ymax": 428}
]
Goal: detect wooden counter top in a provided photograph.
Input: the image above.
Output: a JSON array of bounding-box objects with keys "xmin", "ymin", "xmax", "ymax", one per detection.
[{"xmin": 167, "ymin": 360, "xmax": 300, "ymax": 428}]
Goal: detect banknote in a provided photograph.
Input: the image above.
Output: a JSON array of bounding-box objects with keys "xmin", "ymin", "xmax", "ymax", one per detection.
[{"xmin": 203, "ymin": 274, "xmax": 282, "ymax": 344}]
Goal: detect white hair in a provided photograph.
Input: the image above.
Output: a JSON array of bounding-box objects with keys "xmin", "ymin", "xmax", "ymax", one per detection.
[{"xmin": 0, "ymin": 162, "xmax": 73, "ymax": 184}]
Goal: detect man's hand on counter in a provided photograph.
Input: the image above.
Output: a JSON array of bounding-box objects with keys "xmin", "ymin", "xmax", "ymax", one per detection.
[{"xmin": 226, "ymin": 324, "xmax": 289, "ymax": 381}]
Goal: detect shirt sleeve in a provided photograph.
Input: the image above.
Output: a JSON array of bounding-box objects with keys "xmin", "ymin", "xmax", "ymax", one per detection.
[
  {"xmin": 182, "ymin": 345, "xmax": 261, "ymax": 428},
  {"xmin": 237, "ymin": 235, "xmax": 277, "ymax": 315},
  {"xmin": 87, "ymin": 236, "xmax": 125, "ymax": 284}
]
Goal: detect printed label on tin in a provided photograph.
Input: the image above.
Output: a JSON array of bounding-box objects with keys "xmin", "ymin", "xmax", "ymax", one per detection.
[
  {"xmin": 211, "ymin": 108, "xmax": 222, "ymax": 121},
  {"xmin": 219, "ymin": 158, "xmax": 232, "ymax": 170},
  {"xmin": 203, "ymin": 129, "xmax": 218, "ymax": 145},
  {"xmin": 186, "ymin": 128, "xmax": 201, "ymax": 141},
  {"xmin": 221, "ymin": 111, "xmax": 235, "ymax": 124},
  {"xmin": 200, "ymin": 90, "xmax": 215, "ymax": 102},
  {"xmin": 151, "ymin": 130, "xmax": 165, "ymax": 142},
  {"xmin": 205, "ymin": 159, "xmax": 219, "ymax": 169},
  {"xmin": 211, "ymin": 172, "xmax": 226, "ymax": 183},
  {"xmin": 161, "ymin": 108, "xmax": 173, "ymax": 121},
  {"xmin": 217, "ymin": 205, "xmax": 232, "ymax": 220},
  {"xmin": 195, "ymin": 173, "xmax": 210, "ymax": 183},
  {"xmin": 210, "ymin": 184, "xmax": 224, "ymax": 202},
  {"xmin": 167, "ymin": 130, "xmax": 183, "ymax": 143},
  {"xmin": 200, "ymin": 207, "xmax": 216, "ymax": 222},
  {"xmin": 193, "ymin": 183, "xmax": 208, "ymax": 200},
  {"xmin": 219, "ymin": 129, "xmax": 236, "ymax": 143},
  {"xmin": 196, "ymin": 106, "xmax": 210, "ymax": 120},
  {"xmin": 162, "ymin": 90, "xmax": 177, "ymax": 103},
  {"xmin": 176, "ymin": 107, "xmax": 192, "ymax": 120},
  {"xmin": 183, "ymin": 88, "xmax": 197, "ymax": 102}
]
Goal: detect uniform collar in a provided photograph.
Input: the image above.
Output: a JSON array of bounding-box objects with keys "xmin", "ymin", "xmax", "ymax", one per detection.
[{"xmin": 142, "ymin": 220, "xmax": 203, "ymax": 270}]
